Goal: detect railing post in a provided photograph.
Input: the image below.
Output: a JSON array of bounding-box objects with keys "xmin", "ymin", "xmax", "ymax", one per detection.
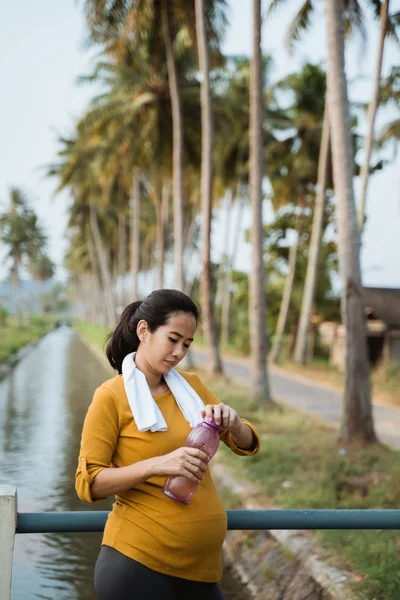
[{"xmin": 0, "ymin": 486, "xmax": 17, "ymax": 600}]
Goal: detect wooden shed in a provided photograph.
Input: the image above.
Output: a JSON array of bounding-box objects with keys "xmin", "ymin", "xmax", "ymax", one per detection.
[
  {"xmin": 319, "ymin": 287, "xmax": 400, "ymax": 370},
  {"xmin": 364, "ymin": 286, "xmax": 400, "ymax": 365}
]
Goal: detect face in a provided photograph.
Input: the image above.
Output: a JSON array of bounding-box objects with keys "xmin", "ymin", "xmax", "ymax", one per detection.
[{"xmin": 137, "ymin": 311, "xmax": 197, "ymax": 375}]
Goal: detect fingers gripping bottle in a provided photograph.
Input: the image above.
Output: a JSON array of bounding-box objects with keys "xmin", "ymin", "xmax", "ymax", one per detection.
[{"xmin": 162, "ymin": 416, "xmax": 221, "ymax": 505}]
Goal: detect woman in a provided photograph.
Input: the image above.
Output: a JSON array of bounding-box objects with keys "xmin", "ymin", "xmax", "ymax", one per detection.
[{"xmin": 76, "ymin": 289, "xmax": 260, "ymax": 600}]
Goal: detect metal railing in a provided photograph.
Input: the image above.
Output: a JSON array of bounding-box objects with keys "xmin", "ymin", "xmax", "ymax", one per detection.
[
  {"xmin": 16, "ymin": 508, "xmax": 400, "ymax": 532},
  {"xmin": 2, "ymin": 486, "xmax": 400, "ymax": 600}
]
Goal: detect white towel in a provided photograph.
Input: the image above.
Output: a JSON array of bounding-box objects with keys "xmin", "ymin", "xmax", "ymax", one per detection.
[{"xmin": 121, "ymin": 352, "xmax": 205, "ymax": 432}]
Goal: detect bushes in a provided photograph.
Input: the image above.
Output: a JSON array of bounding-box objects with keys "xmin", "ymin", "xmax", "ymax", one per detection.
[
  {"xmin": 0, "ymin": 316, "xmax": 53, "ymax": 364},
  {"xmin": 0, "ymin": 305, "xmax": 8, "ymax": 327}
]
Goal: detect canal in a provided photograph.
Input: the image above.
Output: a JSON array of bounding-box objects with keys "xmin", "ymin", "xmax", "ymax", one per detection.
[{"xmin": 0, "ymin": 328, "xmax": 250, "ymax": 600}]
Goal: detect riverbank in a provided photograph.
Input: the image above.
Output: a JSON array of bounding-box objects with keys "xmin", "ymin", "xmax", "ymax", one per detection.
[
  {"xmin": 76, "ymin": 321, "xmax": 400, "ymax": 599},
  {"xmin": 0, "ymin": 316, "xmax": 55, "ymax": 376},
  {"xmin": 205, "ymin": 372, "xmax": 400, "ymax": 600}
]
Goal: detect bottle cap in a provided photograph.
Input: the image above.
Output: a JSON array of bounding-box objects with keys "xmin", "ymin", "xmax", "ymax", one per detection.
[{"xmin": 203, "ymin": 414, "xmax": 221, "ymax": 430}]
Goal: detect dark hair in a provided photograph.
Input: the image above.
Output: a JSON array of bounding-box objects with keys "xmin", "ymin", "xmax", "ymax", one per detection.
[{"xmin": 105, "ymin": 289, "xmax": 199, "ymax": 373}]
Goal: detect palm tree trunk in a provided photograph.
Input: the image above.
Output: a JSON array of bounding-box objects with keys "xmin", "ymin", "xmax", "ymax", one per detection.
[
  {"xmin": 118, "ymin": 209, "xmax": 126, "ymax": 305},
  {"xmin": 89, "ymin": 203, "xmax": 116, "ymax": 327},
  {"xmin": 294, "ymin": 101, "xmax": 330, "ymax": 364},
  {"xmin": 86, "ymin": 228, "xmax": 106, "ymax": 325},
  {"xmin": 155, "ymin": 181, "xmax": 169, "ymax": 290},
  {"xmin": 81, "ymin": 274, "xmax": 92, "ymax": 321},
  {"xmin": 195, "ymin": 0, "xmax": 223, "ymax": 374},
  {"xmin": 358, "ymin": 0, "xmax": 390, "ymax": 233},
  {"xmin": 215, "ymin": 190, "xmax": 233, "ymax": 308},
  {"xmin": 85, "ymin": 273, "xmax": 96, "ymax": 323},
  {"xmin": 74, "ymin": 277, "xmax": 85, "ymax": 320},
  {"xmin": 131, "ymin": 169, "xmax": 141, "ymax": 300},
  {"xmin": 325, "ymin": 0, "xmax": 377, "ymax": 444},
  {"xmin": 156, "ymin": 192, "xmax": 165, "ymax": 290},
  {"xmin": 270, "ymin": 222, "xmax": 301, "ymax": 364},
  {"xmin": 221, "ymin": 193, "xmax": 245, "ymax": 346},
  {"xmin": 10, "ymin": 262, "xmax": 20, "ymax": 320},
  {"xmin": 162, "ymin": 181, "xmax": 170, "ymax": 250},
  {"xmin": 162, "ymin": 0, "xmax": 184, "ymax": 291},
  {"xmin": 183, "ymin": 211, "xmax": 198, "ymax": 294},
  {"xmin": 249, "ymin": 0, "xmax": 272, "ymax": 403}
]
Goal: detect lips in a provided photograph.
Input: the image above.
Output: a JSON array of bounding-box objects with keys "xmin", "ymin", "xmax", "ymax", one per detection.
[{"xmin": 165, "ymin": 360, "xmax": 177, "ymax": 367}]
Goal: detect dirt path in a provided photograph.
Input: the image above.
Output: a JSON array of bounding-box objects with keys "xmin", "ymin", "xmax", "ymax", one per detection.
[{"xmin": 190, "ymin": 348, "xmax": 400, "ymax": 449}]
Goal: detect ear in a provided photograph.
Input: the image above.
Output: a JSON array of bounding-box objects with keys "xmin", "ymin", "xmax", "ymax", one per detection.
[{"xmin": 136, "ymin": 320, "xmax": 148, "ymax": 342}]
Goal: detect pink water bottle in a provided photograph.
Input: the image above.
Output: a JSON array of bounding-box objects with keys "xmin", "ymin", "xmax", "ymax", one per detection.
[{"xmin": 162, "ymin": 416, "xmax": 221, "ymax": 504}]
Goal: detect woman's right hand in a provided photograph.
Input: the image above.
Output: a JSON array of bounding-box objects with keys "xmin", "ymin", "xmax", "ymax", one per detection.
[{"xmin": 149, "ymin": 447, "xmax": 209, "ymax": 483}]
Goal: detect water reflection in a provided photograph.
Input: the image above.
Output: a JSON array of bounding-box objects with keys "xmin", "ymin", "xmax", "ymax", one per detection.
[
  {"xmin": 0, "ymin": 328, "xmax": 250, "ymax": 599},
  {"xmin": 0, "ymin": 328, "xmax": 111, "ymax": 599}
]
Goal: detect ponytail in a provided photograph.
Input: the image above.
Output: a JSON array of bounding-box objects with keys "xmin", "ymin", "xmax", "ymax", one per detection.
[
  {"xmin": 105, "ymin": 289, "xmax": 199, "ymax": 374},
  {"xmin": 105, "ymin": 301, "xmax": 142, "ymax": 373}
]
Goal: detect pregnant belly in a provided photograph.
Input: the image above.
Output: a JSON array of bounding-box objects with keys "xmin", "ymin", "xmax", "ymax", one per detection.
[{"xmin": 112, "ymin": 487, "xmax": 228, "ymax": 576}]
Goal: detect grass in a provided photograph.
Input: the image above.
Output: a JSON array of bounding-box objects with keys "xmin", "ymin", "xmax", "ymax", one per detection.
[
  {"xmin": 0, "ymin": 316, "xmax": 55, "ymax": 364},
  {"xmin": 76, "ymin": 321, "xmax": 400, "ymax": 599},
  {"xmin": 73, "ymin": 320, "xmax": 112, "ymax": 353},
  {"xmin": 203, "ymin": 373, "xmax": 400, "ymax": 600}
]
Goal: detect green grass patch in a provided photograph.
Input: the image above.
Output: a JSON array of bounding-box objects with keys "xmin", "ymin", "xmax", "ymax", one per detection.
[
  {"xmin": 73, "ymin": 320, "xmax": 112, "ymax": 353},
  {"xmin": 204, "ymin": 373, "xmax": 400, "ymax": 600},
  {"xmin": 0, "ymin": 316, "xmax": 54, "ymax": 364},
  {"xmin": 71, "ymin": 323, "xmax": 400, "ymax": 598}
]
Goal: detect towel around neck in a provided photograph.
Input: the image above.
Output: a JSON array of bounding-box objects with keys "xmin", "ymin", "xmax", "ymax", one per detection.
[{"xmin": 121, "ymin": 352, "xmax": 205, "ymax": 432}]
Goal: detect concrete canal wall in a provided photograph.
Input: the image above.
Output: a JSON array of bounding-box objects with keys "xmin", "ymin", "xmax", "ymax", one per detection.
[{"xmin": 212, "ymin": 461, "xmax": 357, "ymax": 600}]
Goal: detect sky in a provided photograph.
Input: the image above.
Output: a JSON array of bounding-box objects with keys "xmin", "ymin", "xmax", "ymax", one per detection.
[{"xmin": 0, "ymin": 0, "xmax": 399, "ymax": 291}]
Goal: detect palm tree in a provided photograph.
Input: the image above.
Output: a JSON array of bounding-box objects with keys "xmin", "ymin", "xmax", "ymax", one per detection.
[
  {"xmin": 372, "ymin": 66, "xmax": 399, "ymax": 160},
  {"xmin": 325, "ymin": 0, "xmax": 377, "ymax": 444},
  {"xmin": 195, "ymin": 0, "xmax": 223, "ymax": 374},
  {"xmin": 131, "ymin": 169, "xmax": 141, "ymax": 300},
  {"xmin": 48, "ymin": 131, "xmax": 118, "ymax": 326},
  {"xmin": 248, "ymin": 0, "xmax": 271, "ymax": 402},
  {"xmin": 294, "ymin": 98, "xmax": 330, "ymax": 364},
  {"xmin": 28, "ymin": 253, "xmax": 55, "ymax": 281},
  {"xmin": 75, "ymin": 48, "xmax": 173, "ymax": 290},
  {"xmin": 28, "ymin": 253, "xmax": 55, "ymax": 314},
  {"xmin": 64, "ymin": 229, "xmax": 99, "ymax": 322},
  {"xmin": 269, "ymin": 218, "xmax": 302, "ymax": 364},
  {"xmin": 358, "ymin": 0, "xmax": 392, "ymax": 232},
  {"xmin": 0, "ymin": 188, "xmax": 47, "ymax": 318},
  {"xmin": 273, "ymin": 66, "xmax": 332, "ymax": 366},
  {"xmin": 83, "ymin": 0, "xmax": 196, "ymax": 291},
  {"xmin": 213, "ymin": 56, "xmax": 289, "ymax": 349},
  {"xmin": 161, "ymin": 1, "xmax": 184, "ymax": 290},
  {"xmin": 268, "ymin": 64, "xmax": 329, "ymax": 364},
  {"xmin": 268, "ymin": 1, "xmax": 392, "ymax": 367},
  {"xmin": 220, "ymin": 194, "xmax": 246, "ymax": 345}
]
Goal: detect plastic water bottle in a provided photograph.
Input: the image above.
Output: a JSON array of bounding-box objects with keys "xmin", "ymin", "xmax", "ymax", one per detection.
[{"xmin": 162, "ymin": 415, "xmax": 221, "ymax": 504}]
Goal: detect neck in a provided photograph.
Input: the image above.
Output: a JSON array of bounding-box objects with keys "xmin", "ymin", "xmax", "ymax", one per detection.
[{"xmin": 134, "ymin": 349, "xmax": 162, "ymax": 388}]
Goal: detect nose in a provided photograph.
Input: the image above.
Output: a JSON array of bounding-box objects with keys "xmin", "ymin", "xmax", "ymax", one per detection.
[{"xmin": 172, "ymin": 344, "xmax": 185, "ymax": 359}]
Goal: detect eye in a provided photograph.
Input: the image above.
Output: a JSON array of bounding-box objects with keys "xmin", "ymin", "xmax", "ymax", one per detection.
[
  {"xmin": 168, "ymin": 337, "xmax": 178, "ymax": 343},
  {"xmin": 184, "ymin": 344, "xmax": 191, "ymax": 349}
]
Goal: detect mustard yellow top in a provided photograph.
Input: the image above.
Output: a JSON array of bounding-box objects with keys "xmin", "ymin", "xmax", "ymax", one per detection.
[{"xmin": 75, "ymin": 370, "xmax": 260, "ymax": 582}]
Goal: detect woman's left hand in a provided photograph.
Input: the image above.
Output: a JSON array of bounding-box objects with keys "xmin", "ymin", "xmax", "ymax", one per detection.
[{"xmin": 201, "ymin": 403, "xmax": 241, "ymax": 433}]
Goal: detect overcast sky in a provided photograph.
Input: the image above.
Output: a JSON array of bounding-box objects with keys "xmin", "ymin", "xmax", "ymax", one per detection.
[{"xmin": 0, "ymin": 0, "xmax": 399, "ymax": 290}]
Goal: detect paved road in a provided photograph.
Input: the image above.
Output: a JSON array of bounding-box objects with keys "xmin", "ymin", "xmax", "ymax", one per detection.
[{"xmin": 190, "ymin": 348, "xmax": 400, "ymax": 450}]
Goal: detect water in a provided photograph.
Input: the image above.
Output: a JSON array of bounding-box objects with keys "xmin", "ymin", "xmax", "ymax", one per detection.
[{"xmin": 0, "ymin": 328, "xmax": 251, "ymax": 600}]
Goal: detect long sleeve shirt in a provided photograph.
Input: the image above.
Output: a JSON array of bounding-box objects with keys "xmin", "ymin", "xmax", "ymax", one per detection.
[{"xmin": 75, "ymin": 370, "xmax": 260, "ymax": 582}]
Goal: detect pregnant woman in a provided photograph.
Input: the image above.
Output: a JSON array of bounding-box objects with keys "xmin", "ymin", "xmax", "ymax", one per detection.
[{"xmin": 76, "ymin": 289, "xmax": 260, "ymax": 600}]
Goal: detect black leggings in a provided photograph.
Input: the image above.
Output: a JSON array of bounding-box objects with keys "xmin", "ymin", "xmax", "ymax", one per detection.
[{"xmin": 94, "ymin": 545, "xmax": 225, "ymax": 600}]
